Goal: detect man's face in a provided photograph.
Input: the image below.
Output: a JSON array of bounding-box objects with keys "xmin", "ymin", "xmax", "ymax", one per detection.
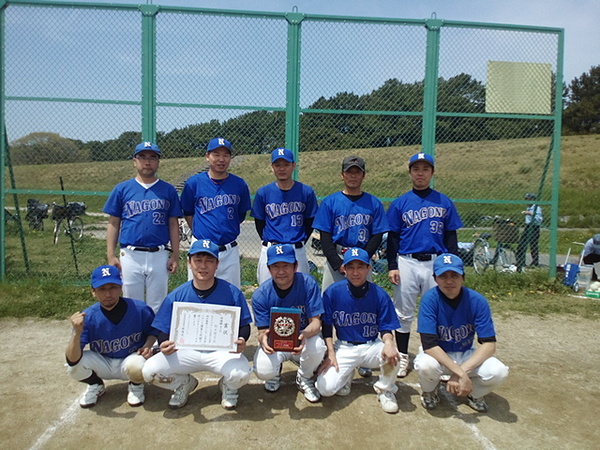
[
  {"xmin": 435, "ymin": 271, "xmax": 464, "ymax": 299},
  {"xmin": 271, "ymin": 159, "xmax": 295, "ymax": 182},
  {"xmin": 92, "ymin": 283, "xmax": 122, "ymax": 311},
  {"xmin": 409, "ymin": 161, "xmax": 434, "ymax": 190},
  {"xmin": 133, "ymin": 150, "xmax": 160, "ymax": 178},
  {"xmin": 206, "ymin": 148, "xmax": 231, "ymax": 175},
  {"xmin": 344, "ymin": 260, "xmax": 370, "ymax": 287},
  {"xmin": 268, "ymin": 261, "xmax": 297, "ymax": 290},
  {"xmin": 341, "ymin": 166, "xmax": 365, "ymax": 190},
  {"xmin": 189, "ymin": 253, "xmax": 219, "ymax": 282}
]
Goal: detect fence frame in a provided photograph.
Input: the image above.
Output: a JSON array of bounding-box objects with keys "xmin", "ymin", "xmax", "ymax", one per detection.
[{"xmin": 0, "ymin": 0, "xmax": 564, "ymax": 280}]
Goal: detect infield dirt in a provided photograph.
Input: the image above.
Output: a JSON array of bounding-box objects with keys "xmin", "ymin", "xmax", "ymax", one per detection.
[{"xmin": 1, "ymin": 313, "xmax": 598, "ymax": 449}]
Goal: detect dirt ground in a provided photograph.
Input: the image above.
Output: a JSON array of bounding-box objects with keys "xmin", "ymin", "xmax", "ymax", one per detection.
[{"xmin": 1, "ymin": 314, "xmax": 598, "ymax": 450}]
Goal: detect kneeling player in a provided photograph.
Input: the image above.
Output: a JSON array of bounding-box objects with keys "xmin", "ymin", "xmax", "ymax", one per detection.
[
  {"xmin": 415, "ymin": 253, "xmax": 509, "ymax": 412},
  {"xmin": 316, "ymin": 248, "xmax": 401, "ymax": 414},
  {"xmin": 65, "ymin": 265, "xmax": 156, "ymax": 408},
  {"xmin": 142, "ymin": 239, "xmax": 252, "ymax": 410},
  {"xmin": 252, "ymin": 244, "xmax": 326, "ymax": 403}
]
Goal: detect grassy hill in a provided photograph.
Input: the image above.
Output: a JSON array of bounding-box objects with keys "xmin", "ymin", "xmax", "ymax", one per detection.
[{"xmin": 4, "ymin": 134, "xmax": 600, "ymax": 227}]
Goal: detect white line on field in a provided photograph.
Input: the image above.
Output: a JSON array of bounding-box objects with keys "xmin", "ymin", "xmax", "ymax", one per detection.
[{"xmin": 30, "ymin": 398, "xmax": 80, "ymax": 450}]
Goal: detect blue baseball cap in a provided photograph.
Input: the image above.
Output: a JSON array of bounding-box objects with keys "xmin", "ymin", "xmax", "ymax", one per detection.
[
  {"xmin": 207, "ymin": 137, "xmax": 233, "ymax": 154},
  {"xmin": 91, "ymin": 265, "xmax": 122, "ymax": 288},
  {"xmin": 133, "ymin": 141, "xmax": 161, "ymax": 157},
  {"xmin": 271, "ymin": 147, "xmax": 294, "ymax": 163},
  {"xmin": 408, "ymin": 152, "xmax": 434, "ymax": 168},
  {"xmin": 343, "ymin": 247, "xmax": 371, "ymax": 266},
  {"xmin": 188, "ymin": 239, "xmax": 220, "ymax": 259},
  {"xmin": 267, "ymin": 244, "xmax": 297, "ymax": 265},
  {"xmin": 433, "ymin": 253, "xmax": 464, "ymax": 276}
]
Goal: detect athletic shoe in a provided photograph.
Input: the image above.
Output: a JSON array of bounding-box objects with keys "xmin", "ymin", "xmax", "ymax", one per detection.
[
  {"xmin": 127, "ymin": 382, "xmax": 145, "ymax": 407},
  {"xmin": 420, "ymin": 384, "xmax": 440, "ymax": 410},
  {"xmin": 79, "ymin": 383, "xmax": 105, "ymax": 408},
  {"xmin": 336, "ymin": 379, "xmax": 352, "ymax": 397},
  {"xmin": 467, "ymin": 395, "xmax": 488, "ymax": 413},
  {"xmin": 440, "ymin": 374, "xmax": 451, "ymax": 382},
  {"xmin": 397, "ymin": 352, "xmax": 409, "ymax": 378},
  {"xmin": 296, "ymin": 374, "xmax": 321, "ymax": 403},
  {"xmin": 219, "ymin": 377, "xmax": 239, "ymax": 410},
  {"xmin": 358, "ymin": 367, "xmax": 372, "ymax": 378},
  {"xmin": 168, "ymin": 375, "xmax": 198, "ymax": 409},
  {"xmin": 264, "ymin": 365, "xmax": 282, "ymax": 392},
  {"xmin": 378, "ymin": 391, "xmax": 399, "ymax": 414}
]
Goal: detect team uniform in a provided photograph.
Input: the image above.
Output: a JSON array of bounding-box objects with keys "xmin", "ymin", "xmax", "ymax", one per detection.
[
  {"xmin": 316, "ymin": 278, "xmax": 401, "ymax": 398},
  {"xmin": 180, "ymin": 171, "xmax": 251, "ymax": 288},
  {"xmin": 313, "ymin": 190, "xmax": 388, "ymax": 291},
  {"xmin": 142, "ymin": 278, "xmax": 253, "ymax": 401},
  {"xmin": 252, "ymin": 181, "xmax": 318, "ymax": 284},
  {"xmin": 387, "ymin": 189, "xmax": 463, "ymax": 334},
  {"xmin": 103, "ymin": 178, "xmax": 182, "ymax": 312},
  {"xmin": 252, "ymin": 272, "xmax": 326, "ymax": 384},
  {"xmin": 414, "ymin": 285, "xmax": 509, "ymax": 402}
]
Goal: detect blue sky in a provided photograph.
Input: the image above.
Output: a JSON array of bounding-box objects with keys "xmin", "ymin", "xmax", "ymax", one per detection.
[{"xmin": 5, "ymin": 0, "xmax": 598, "ymax": 142}]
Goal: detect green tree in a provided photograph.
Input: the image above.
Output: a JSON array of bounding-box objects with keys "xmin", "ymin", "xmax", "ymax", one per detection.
[
  {"xmin": 9, "ymin": 132, "xmax": 86, "ymax": 165},
  {"xmin": 563, "ymin": 65, "xmax": 600, "ymax": 134}
]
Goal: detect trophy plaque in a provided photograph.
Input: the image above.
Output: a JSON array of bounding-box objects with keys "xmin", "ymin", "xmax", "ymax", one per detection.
[{"xmin": 269, "ymin": 307, "xmax": 301, "ymax": 351}]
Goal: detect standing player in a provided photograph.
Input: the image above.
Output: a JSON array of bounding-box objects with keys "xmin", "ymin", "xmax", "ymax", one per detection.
[
  {"xmin": 252, "ymin": 244, "xmax": 326, "ymax": 403},
  {"xmin": 180, "ymin": 137, "xmax": 251, "ymax": 288},
  {"xmin": 316, "ymin": 248, "xmax": 401, "ymax": 414},
  {"xmin": 387, "ymin": 152, "xmax": 463, "ymax": 378},
  {"xmin": 312, "ymin": 156, "xmax": 388, "ymax": 292},
  {"xmin": 104, "ymin": 141, "xmax": 182, "ymax": 313},
  {"xmin": 414, "ymin": 253, "xmax": 509, "ymax": 412},
  {"xmin": 65, "ymin": 265, "xmax": 156, "ymax": 408},
  {"xmin": 516, "ymin": 192, "xmax": 543, "ymax": 271},
  {"xmin": 251, "ymin": 147, "xmax": 318, "ymax": 284},
  {"xmin": 142, "ymin": 239, "xmax": 253, "ymax": 410}
]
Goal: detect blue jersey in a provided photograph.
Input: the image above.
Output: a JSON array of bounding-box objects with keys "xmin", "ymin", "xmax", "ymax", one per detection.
[
  {"xmin": 180, "ymin": 172, "xmax": 251, "ymax": 245},
  {"xmin": 417, "ymin": 287, "xmax": 496, "ymax": 353},
  {"xmin": 103, "ymin": 178, "xmax": 182, "ymax": 247},
  {"xmin": 387, "ymin": 189, "xmax": 463, "ymax": 255},
  {"xmin": 322, "ymin": 280, "xmax": 400, "ymax": 342},
  {"xmin": 312, "ymin": 191, "xmax": 388, "ymax": 248},
  {"xmin": 152, "ymin": 279, "xmax": 252, "ymax": 335},
  {"xmin": 252, "ymin": 272, "xmax": 324, "ymax": 330},
  {"xmin": 251, "ymin": 181, "xmax": 318, "ymax": 244},
  {"xmin": 80, "ymin": 297, "xmax": 155, "ymax": 359}
]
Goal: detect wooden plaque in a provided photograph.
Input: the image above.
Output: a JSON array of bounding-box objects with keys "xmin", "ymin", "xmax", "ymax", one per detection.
[{"xmin": 268, "ymin": 307, "xmax": 301, "ymax": 352}]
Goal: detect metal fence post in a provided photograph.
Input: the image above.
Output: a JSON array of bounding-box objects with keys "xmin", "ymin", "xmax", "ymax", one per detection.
[
  {"xmin": 285, "ymin": 9, "xmax": 304, "ymax": 181},
  {"xmin": 140, "ymin": 4, "xmax": 159, "ymax": 143},
  {"xmin": 422, "ymin": 17, "xmax": 443, "ymax": 159}
]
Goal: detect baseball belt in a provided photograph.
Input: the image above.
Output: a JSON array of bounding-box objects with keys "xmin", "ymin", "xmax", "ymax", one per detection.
[{"xmin": 262, "ymin": 241, "xmax": 304, "ymax": 249}]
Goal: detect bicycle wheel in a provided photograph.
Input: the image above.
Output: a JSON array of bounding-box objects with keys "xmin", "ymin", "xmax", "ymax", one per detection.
[
  {"xmin": 53, "ymin": 220, "xmax": 61, "ymax": 245},
  {"xmin": 69, "ymin": 217, "xmax": 84, "ymax": 240},
  {"xmin": 494, "ymin": 245, "xmax": 517, "ymax": 272},
  {"xmin": 472, "ymin": 240, "xmax": 489, "ymax": 274}
]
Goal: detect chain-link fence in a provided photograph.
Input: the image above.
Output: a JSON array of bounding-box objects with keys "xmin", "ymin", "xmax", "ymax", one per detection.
[{"xmin": 1, "ymin": 2, "xmax": 563, "ymax": 285}]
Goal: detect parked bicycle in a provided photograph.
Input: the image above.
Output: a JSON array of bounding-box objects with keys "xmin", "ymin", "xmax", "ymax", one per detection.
[
  {"xmin": 52, "ymin": 201, "xmax": 86, "ymax": 244},
  {"xmin": 26, "ymin": 198, "xmax": 49, "ymax": 231},
  {"xmin": 178, "ymin": 218, "xmax": 192, "ymax": 243},
  {"xmin": 472, "ymin": 216, "xmax": 519, "ymax": 274}
]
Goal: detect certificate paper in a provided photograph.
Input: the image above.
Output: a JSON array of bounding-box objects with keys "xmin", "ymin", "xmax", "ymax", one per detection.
[{"xmin": 169, "ymin": 302, "xmax": 241, "ymax": 352}]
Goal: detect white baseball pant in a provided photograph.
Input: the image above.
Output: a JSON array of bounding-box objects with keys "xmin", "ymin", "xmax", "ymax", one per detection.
[
  {"xmin": 253, "ymin": 334, "xmax": 326, "ymax": 380},
  {"xmin": 414, "ymin": 348, "xmax": 509, "ymax": 398},
  {"xmin": 67, "ymin": 351, "xmax": 146, "ymax": 383},
  {"xmin": 393, "ymin": 255, "xmax": 436, "ymax": 333},
  {"xmin": 142, "ymin": 349, "xmax": 252, "ymax": 391},
  {"xmin": 256, "ymin": 243, "xmax": 310, "ymax": 285},
  {"xmin": 120, "ymin": 246, "xmax": 169, "ymax": 313},
  {"xmin": 316, "ymin": 339, "xmax": 399, "ymax": 396}
]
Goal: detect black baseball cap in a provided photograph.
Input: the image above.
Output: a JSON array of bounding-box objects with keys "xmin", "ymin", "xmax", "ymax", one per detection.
[{"xmin": 342, "ymin": 156, "xmax": 365, "ymax": 172}]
